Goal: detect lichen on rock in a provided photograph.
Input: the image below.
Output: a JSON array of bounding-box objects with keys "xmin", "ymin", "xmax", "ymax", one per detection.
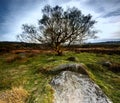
[{"xmin": 50, "ymin": 64, "xmax": 112, "ymax": 103}]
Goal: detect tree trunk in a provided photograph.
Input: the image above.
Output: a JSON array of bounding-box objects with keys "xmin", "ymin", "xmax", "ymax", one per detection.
[
  {"xmin": 57, "ymin": 50, "xmax": 63, "ymax": 56},
  {"xmin": 55, "ymin": 45, "xmax": 63, "ymax": 56}
]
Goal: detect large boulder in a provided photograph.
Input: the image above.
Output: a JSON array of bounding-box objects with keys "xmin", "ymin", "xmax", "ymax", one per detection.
[{"xmin": 51, "ymin": 71, "xmax": 112, "ymax": 103}]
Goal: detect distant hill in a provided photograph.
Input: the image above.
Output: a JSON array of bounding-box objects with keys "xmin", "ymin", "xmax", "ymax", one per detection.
[{"xmin": 91, "ymin": 40, "xmax": 120, "ymax": 44}]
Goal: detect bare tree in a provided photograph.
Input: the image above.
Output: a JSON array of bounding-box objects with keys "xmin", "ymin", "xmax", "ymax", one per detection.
[{"xmin": 17, "ymin": 5, "xmax": 97, "ymax": 55}]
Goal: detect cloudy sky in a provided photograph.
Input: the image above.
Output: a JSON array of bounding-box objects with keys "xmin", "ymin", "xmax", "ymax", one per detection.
[{"xmin": 0, "ymin": 0, "xmax": 120, "ymax": 42}]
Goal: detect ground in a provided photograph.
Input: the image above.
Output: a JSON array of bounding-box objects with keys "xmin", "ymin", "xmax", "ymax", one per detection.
[{"xmin": 0, "ymin": 51, "xmax": 120, "ymax": 103}]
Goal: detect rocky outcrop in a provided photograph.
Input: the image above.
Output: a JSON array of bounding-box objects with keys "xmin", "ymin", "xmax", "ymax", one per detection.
[
  {"xmin": 50, "ymin": 64, "xmax": 112, "ymax": 103},
  {"xmin": 51, "ymin": 63, "xmax": 89, "ymax": 75}
]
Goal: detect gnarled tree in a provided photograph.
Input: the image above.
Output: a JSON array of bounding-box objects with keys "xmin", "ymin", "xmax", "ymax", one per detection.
[{"xmin": 17, "ymin": 5, "xmax": 97, "ymax": 55}]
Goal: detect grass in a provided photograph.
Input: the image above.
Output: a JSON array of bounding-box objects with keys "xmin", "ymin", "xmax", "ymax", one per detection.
[
  {"xmin": 0, "ymin": 87, "xmax": 29, "ymax": 103},
  {"xmin": 0, "ymin": 51, "xmax": 120, "ymax": 103}
]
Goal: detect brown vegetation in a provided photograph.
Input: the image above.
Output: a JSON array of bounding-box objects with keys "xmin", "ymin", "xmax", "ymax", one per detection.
[
  {"xmin": 0, "ymin": 87, "xmax": 29, "ymax": 103},
  {"xmin": 0, "ymin": 42, "xmax": 120, "ymax": 55},
  {"xmin": 5, "ymin": 54, "xmax": 22, "ymax": 63},
  {"xmin": 109, "ymin": 63, "xmax": 120, "ymax": 72},
  {"xmin": 73, "ymin": 48, "xmax": 120, "ymax": 54}
]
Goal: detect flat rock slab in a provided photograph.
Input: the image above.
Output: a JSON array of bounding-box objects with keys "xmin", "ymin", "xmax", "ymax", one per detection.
[{"xmin": 51, "ymin": 71, "xmax": 112, "ymax": 103}]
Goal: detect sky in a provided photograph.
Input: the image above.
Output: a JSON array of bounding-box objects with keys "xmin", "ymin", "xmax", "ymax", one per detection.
[{"xmin": 0, "ymin": 0, "xmax": 120, "ymax": 42}]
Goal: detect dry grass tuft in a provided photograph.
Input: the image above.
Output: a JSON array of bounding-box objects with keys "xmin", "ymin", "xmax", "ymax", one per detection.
[
  {"xmin": 5, "ymin": 54, "xmax": 29, "ymax": 63},
  {"xmin": 0, "ymin": 100, "xmax": 6, "ymax": 103},
  {"xmin": 0, "ymin": 87, "xmax": 29, "ymax": 103},
  {"xmin": 5, "ymin": 54, "xmax": 21, "ymax": 63}
]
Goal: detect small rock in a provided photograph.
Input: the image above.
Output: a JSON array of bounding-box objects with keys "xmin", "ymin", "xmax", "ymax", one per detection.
[
  {"xmin": 102, "ymin": 61, "xmax": 112, "ymax": 67},
  {"xmin": 67, "ymin": 57, "xmax": 79, "ymax": 62}
]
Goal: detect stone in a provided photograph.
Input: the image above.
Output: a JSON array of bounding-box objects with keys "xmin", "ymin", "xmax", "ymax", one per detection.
[
  {"xmin": 51, "ymin": 71, "xmax": 112, "ymax": 103},
  {"xmin": 67, "ymin": 56, "xmax": 79, "ymax": 62},
  {"xmin": 51, "ymin": 63, "xmax": 89, "ymax": 75},
  {"xmin": 102, "ymin": 61, "xmax": 112, "ymax": 67}
]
